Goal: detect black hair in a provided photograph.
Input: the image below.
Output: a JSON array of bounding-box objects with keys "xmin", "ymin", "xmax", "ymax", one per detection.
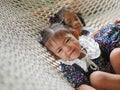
[
  {"xmin": 49, "ymin": 8, "xmax": 86, "ymax": 26},
  {"xmin": 40, "ymin": 23, "xmax": 72, "ymax": 46},
  {"xmin": 76, "ymin": 12, "xmax": 86, "ymax": 26},
  {"xmin": 40, "ymin": 28, "xmax": 53, "ymax": 46}
]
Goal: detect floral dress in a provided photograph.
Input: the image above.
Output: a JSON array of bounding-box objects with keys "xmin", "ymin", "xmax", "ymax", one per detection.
[{"xmin": 94, "ymin": 23, "xmax": 120, "ymax": 60}]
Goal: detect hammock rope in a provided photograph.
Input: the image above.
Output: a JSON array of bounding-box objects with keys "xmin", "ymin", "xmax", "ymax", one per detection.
[{"xmin": 0, "ymin": 0, "xmax": 120, "ymax": 90}]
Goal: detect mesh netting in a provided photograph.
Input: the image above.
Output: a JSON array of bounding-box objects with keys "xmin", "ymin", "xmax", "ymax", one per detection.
[{"xmin": 0, "ymin": 0, "xmax": 120, "ymax": 90}]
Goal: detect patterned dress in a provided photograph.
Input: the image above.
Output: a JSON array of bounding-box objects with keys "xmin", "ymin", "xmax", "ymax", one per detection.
[{"xmin": 94, "ymin": 23, "xmax": 120, "ymax": 60}]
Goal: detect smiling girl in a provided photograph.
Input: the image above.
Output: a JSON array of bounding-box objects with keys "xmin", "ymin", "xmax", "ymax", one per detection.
[{"xmin": 40, "ymin": 24, "xmax": 120, "ymax": 90}]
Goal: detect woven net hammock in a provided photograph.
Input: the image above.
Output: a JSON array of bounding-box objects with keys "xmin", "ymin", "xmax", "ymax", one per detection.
[{"xmin": 0, "ymin": 0, "xmax": 120, "ymax": 90}]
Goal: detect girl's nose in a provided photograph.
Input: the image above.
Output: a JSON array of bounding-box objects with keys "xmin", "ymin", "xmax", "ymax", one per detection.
[
  {"xmin": 64, "ymin": 45, "xmax": 71, "ymax": 51},
  {"xmin": 73, "ymin": 21, "xmax": 79, "ymax": 28},
  {"xmin": 63, "ymin": 45, "xmax": 71, "ymax": 54}
]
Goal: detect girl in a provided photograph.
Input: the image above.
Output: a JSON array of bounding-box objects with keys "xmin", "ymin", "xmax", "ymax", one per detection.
[
  {"xmin": 49, "ymin": 8, "xmax": 120, "ymax": 63},
  {"xmin": 49, "ymin": 8, "xmax": 90, "ymax": 36},
  {"xmin": 40, "ymin": 24, "xmax": 120, "ymax": 90}
]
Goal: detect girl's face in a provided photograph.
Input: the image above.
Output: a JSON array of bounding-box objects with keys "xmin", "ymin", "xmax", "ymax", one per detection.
[
  {"xmin": 63, "ymin": 12, "xmax": 83, "ymax": 35},
  {"xmin": 45, "ymin": 30, "xmax": 81, "ymax": 61}
]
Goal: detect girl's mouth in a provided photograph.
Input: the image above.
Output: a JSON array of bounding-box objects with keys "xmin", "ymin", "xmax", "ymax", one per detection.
[
  {"xmin": 74, "ymin": 26, "xmax": 81, "ymax": 30},
  {"xmin": 69, "ymin": 49, "xmax": 75, "ymax": 56}
]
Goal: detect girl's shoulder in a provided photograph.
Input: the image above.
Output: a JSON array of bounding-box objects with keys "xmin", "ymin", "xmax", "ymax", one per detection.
[
  {"xmin": 83, "ymin": 26, "xmax": 98, "ymax": 35},
  {"xmin": 82, "ymin": 26, "xmax": 99, "ymax": 37}
]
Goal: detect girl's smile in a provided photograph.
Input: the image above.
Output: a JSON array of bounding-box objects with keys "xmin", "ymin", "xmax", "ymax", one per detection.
[{"xmin": 45, "ymin": 30, "xmax": 81, "ymax": 61}]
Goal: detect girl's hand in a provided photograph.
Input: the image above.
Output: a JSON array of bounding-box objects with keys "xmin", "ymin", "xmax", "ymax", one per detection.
[
  {"xmin": 78, "ymin": 84, "xmax": 96, "ymax": 90},
  {"xmin": 114, "ymin": 20, "xmax": 120, "ymax": 24},
  {"xmin": 91, "ymin": 30, "xmax": 100, "ymax": 38}
]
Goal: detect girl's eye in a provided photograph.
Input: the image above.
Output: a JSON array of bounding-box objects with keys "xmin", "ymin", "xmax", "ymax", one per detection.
[
  {"xmin": 66, "ymin": 20, "xmax": 72, "ymax": 25},
  {"xmin": 74, "ymin": 18, "xmax": 78, "ymax": 21},
  {"xmin": 57, "ymin": 48, "xmax": 62, "ymax": 53},
  {"xmin": 65, "ymin": 38, "xmax": 70, "ymax": 43},
  {"xmin": 68, "ymin": 21, "xmax": 72, "ymax": 24}
]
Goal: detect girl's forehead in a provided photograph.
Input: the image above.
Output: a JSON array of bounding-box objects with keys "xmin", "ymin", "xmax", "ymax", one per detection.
[
  {"xmin": 51, "ymin": 31, "xmax": 68, "ymax": 42},
  {"xmin": 45, "ymin": 31, "xmax": 69, "ymax": 48},
  {"xmin": 64, "ymin": 11, "xmax": 76, "ymax": 18}
]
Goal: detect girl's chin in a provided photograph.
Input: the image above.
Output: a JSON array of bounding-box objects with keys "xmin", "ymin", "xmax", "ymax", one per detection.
[
  {"xmin": 75, "ymin": 27, "xmax": 82, "ymax": 31},
  {"xmin": 70, "ymin": 54, "xmax": 79, "ymax": 60},
  {"xmin": 70, "ymin": 55, "xmax": 80, "ymax": 60}
]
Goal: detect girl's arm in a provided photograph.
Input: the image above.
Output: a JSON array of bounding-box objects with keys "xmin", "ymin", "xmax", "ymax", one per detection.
[
  {"xmin": 78, "ymin": 84, "xmax": 96, "ymax": 90},
  {"xmin": 114, "ymin": 20, "xmax": 120, "ymax": 24},
  {"xmin": 90, "ymin": 19, "xmax": 120, "ymax": 38},
  {"xmin": 91, "ymin": 19, "xmax": 120, "ymax": 38},
  {"xmin": 91, "ymin": 29, "xmax": 100, "ymax": 38}
]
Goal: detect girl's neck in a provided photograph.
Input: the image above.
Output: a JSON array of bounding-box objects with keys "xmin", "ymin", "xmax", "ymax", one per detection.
[
  {"xmin": 78, "ymin": 51, "xmax": 86, "ymax": 59},
  {"xmin": 79, "ymin": 33, "xmax": 81, "ymax": 36}
]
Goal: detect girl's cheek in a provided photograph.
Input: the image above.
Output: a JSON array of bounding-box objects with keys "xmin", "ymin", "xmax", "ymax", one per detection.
[{"xmin": 76, "ymin": 42, "xmax": 81, "ymax": 49}]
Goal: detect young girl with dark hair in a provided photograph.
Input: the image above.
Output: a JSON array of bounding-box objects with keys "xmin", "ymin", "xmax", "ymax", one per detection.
[{"xmin": 40, "ymin": 24, "xmax": 120, "ymax": 90}]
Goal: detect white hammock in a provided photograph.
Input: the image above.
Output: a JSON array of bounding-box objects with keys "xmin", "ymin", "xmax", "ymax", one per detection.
[{"xmin": 0, "ymin": 0, "xmax": 120, "ymax": 90}]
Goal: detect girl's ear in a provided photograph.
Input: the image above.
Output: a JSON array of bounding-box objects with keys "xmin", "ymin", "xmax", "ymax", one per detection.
[{"xmin": 72, "ymin": 29, "xmax": 79, "ymax": 39}]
